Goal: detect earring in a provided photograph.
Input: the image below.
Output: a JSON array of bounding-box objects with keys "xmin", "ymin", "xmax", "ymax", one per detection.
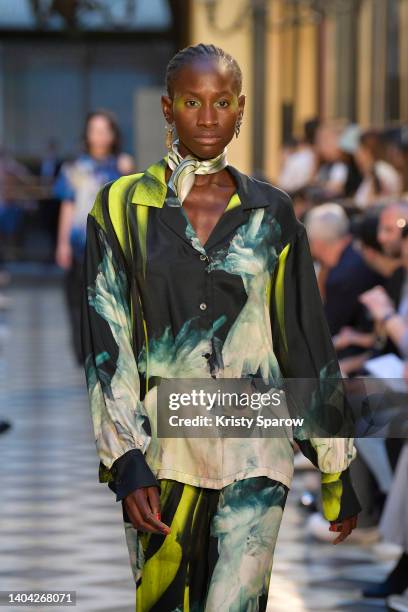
[
  {"xmin": 235, "ymin": 116, "xmax": 242, "ymax": 139},
  {"xmin": 165, "ymin": 121, "xmax": 174, "ymax": 150}
]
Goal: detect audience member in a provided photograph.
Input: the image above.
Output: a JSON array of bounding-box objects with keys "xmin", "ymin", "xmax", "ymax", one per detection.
[
  {"xmin": 360, "ymin": 202, "xmax": 408, "ymax": 358},
  {"xmin": 277, "ymin": 119, "xmax": 319, "ymax": 194},
  {"xmin": 54, "ymin": 109, "xmax": 134, "ymax": 364},
  {"xmin": 304, "ymin": 204, "xmax": 382, "ymax": 345},
  {"xmin": 353, "ymin": 130, "xmax": 402, "ymax": 209}
]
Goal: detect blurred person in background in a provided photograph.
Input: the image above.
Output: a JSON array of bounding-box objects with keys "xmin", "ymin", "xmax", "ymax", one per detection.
[
  {"xmin": 360, "ymin": 221, "xmax": 408, "ymax": 360},
  {"xmin": 331, "ymin": 209, "xmax": 406, "ymax": 529},
  {"xmin": 353, "ymin": 130, "xmax": 403, "ymax": 209},
  {"xmin": 337, "ymin": 124, "xmax": 365, "ymax": 202},
  {"xmin": 277, "ymin": 118, "xmax": 319, "ymax": 195},
  {"xmin": 384, "ymin": 127, "xmax": 408, "ymax": 194},
  {"xmin": 54, "ymin": 110, "xmax": 134, "ymax": 365},
  {"xmin": 304, "ymin": 203, "xmax": 382, "ymax": 352},
  {"xmin": 309, "ymin": 123, "xmax": 349, "ymax": 201},
  {"xmin": 333, "ymin": 209, "xmax": 403, "ymax": 371},
  {"xmin": 0, "ymin": 150, "xmax": 29, "ymax": 434},
  {"xmin": 0, "ymin": 149, "xmax": 33, "ymax": 264},
  {"xmin": 353, "ymin": 207, "xmax": 403, "ymax": 288},
  {"xmin": 359, "ymin": 201, "xmax": 408, "ymax": 358},
  {"xmin": 357, "ymin": 207, "xmax": 408, "ymax": 562}
]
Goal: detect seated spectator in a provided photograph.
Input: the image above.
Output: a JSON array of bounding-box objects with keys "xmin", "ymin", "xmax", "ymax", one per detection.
[
  {"xmin": 360, "ymin": 221, "xmax": 408, "ymax": 359},
  {"xmin": 310, "ymin": 123, "xmax": 348, "ymax": 201},
  {"xmin": 353, "ymin": 130, "xmax": 402, "ymax": 209},
  {"xmin": 353, "ymin": 207, "xmax": 402, "ymax": 281},
  {"xmin": 277, "ymin": 119, "xmax": 318, "ymax": 195},
  {"xmin": 338, "ymin": 124, "xmax": 365, "ymax": 200},
  {"xmin": 384, "ymin": 127, "xmax": 408, "ymax": 193},
  {"xmin": 333, "ymin": 208, "xmax": 403, "ymax": 366},
  {"xmin": 0, "ymin": 148, "xmax": 33, "ymax": 261},
  {"xmin": 304, "ymin": 204, "xmax": 383, "ymax": 348}
]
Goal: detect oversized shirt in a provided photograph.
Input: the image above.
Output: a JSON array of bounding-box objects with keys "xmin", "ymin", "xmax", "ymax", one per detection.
[{"xmin": 82, "ymin": 157, "xmax": 361, "ymax": 523}]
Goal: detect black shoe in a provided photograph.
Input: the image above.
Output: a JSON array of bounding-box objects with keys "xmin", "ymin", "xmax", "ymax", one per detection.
[
  {"xmin": 363, "ymin": 554, "xmax": 408, "ymax": 598},
  {"xmin": 0, "ymin": 420, "xmax": 12, "ymax": 434}
]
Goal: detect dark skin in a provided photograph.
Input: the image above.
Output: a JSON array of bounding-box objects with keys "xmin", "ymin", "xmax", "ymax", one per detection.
[
  {"xmin": 124, "ymin": 59, "xmax": 358, "ymax": 542},
  {"xmin": 163, "ymin": 59, "xmax": 245, "ymax": 246}
]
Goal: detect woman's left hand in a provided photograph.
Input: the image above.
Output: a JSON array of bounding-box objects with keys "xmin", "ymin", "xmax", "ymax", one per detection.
[{"xmin": 329, "ymin": 515, "xmax": 358, "ymax": 544}]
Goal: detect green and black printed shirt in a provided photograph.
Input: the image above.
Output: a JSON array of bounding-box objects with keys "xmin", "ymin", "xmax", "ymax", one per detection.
[{"xmin": 82, "ymin": 157, "xmax": 361, "ymax": 523}]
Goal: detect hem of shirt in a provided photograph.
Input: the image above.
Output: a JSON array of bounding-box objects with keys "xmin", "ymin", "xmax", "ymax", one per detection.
[{"xmin": 149, "ymin": 466, "xmax": 293, "ymax": 490}]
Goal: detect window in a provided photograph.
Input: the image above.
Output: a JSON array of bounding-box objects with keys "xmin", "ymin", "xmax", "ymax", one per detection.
[{"xmin": 0, "ymin": 0, "xmax": 172, "ymax": 32}]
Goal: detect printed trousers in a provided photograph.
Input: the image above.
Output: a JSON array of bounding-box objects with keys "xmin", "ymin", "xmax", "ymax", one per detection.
[{"xmin": 122, "ymin": 476, "xmax": 289, "ymax": 612}]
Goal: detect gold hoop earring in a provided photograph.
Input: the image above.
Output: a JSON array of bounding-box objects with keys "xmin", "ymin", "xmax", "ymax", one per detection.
[
  {"xmin": 165, "ymin": 122, "xmax": 174, "ymax": 150},
  {"xmin": 235, "ymin": 116, "xmax": 242, "ymax": 139}
]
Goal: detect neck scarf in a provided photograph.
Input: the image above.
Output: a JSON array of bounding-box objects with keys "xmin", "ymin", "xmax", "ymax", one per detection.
[{"xmin": 167, "ymin": 139, "xmax": 228, "ymax": 205}]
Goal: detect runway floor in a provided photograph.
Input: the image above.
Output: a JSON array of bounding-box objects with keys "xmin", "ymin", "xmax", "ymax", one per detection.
[{"xmin": 0, "ymin": 273, "xmax": 395, "ymax": 611}]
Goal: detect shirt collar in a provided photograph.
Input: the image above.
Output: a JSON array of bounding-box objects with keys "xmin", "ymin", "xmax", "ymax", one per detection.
[
  {"xmin": 131, "ymin": 156, "xmax": 269, "ymax": 210},
  {"xmin": 131, "ymin": 157, "xmax": 168, "ymax": 208}
]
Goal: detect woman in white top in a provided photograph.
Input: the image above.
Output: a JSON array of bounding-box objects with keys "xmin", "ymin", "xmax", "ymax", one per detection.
[{"xmin": 354, "ymin": 131, "xmax": 402, "ymax": 209}]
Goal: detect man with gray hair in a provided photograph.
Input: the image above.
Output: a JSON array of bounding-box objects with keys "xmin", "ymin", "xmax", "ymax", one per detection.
[{"xmin": 305, "ymin": 203, "xmax": 382, "ymax": 338}]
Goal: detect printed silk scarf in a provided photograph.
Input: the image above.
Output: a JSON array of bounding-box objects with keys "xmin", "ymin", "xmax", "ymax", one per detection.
[{"xmin": 167, "ymin": 139, "xmax": 228, "ymax": 205}]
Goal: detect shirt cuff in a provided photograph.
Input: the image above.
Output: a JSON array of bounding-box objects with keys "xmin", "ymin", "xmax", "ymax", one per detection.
[
  {"xmin": 321, "ymin": 467, "xmax": 362, "ymax": 523},
  {"xmin": 107, "ymin": 449, "xmax": 159, "ymax": 502}
]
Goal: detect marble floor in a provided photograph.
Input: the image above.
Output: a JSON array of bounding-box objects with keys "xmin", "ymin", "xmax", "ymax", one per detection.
[{"xmin": 0, "ymin": 274, "xmax": 398, "ymax": 611}]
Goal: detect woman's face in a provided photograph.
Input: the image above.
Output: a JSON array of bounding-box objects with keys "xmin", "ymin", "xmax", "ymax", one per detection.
[
  {"xmin": 315, "ymin": 126, "xmax": 341, "ymax": 162},
  {"xmin": 162, "ymin": 59, "xmax": 245, "ymax": 160},
  {"xmin": 86, "ymin": 115, "xmax": 115, "ymax": 158}
]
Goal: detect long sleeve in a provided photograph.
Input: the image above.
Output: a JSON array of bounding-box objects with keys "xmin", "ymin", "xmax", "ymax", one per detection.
[
  {"xmin": 271, "ymin": 220, "xmax": 361, "ymax": 522},
  {"xmin": 81, "ymin": 188, "xmax": 158, "ymax": 501}
]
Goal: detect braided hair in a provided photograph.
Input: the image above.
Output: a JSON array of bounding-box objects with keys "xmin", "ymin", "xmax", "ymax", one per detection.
[{"xmin": 165, "ymin": 43, "xmax": 242, "ymax": 97}]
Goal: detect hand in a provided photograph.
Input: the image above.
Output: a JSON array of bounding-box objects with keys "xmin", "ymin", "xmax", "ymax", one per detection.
[
  {"xmin": 359, "ymin": 286, "xmax": 395, "ymax": 322},
  {"xmin": 55, "ymin": 241, "xmax": 72, "ymax": 270},
  {"xmin": 123, "ymin": 486, "xmax": 171, "ymax": 535},
  {"xmin": 333, "ymin": 326, "xmax": 357, "ymax": 350},
  {"xmin": 329, "ymin": 515, "xmax": 358, "ymax": 544}
]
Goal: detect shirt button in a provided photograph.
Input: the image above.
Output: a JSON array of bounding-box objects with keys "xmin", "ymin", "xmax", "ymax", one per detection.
[
  {"xmin": 200, "ymin": 254, "xmax": 207, "ymax": 261},
  {"xmin": 199, "ymin": 302, "xmax": 207, "ymax": 311}
]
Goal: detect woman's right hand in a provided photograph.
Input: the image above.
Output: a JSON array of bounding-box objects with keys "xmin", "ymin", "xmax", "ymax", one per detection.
[
  {"xmin": 123, "ymin": 486, "xmax": 171, "ymax": 535},
  {"xmin": 55, "ymin": 241, "xmax": 73, "ymax": 270}
]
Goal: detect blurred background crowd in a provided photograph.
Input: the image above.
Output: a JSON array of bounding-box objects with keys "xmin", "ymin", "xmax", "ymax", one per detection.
[{"xmin": 0, "ymin": 1, "xmax": 407, "ymax": 611}]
